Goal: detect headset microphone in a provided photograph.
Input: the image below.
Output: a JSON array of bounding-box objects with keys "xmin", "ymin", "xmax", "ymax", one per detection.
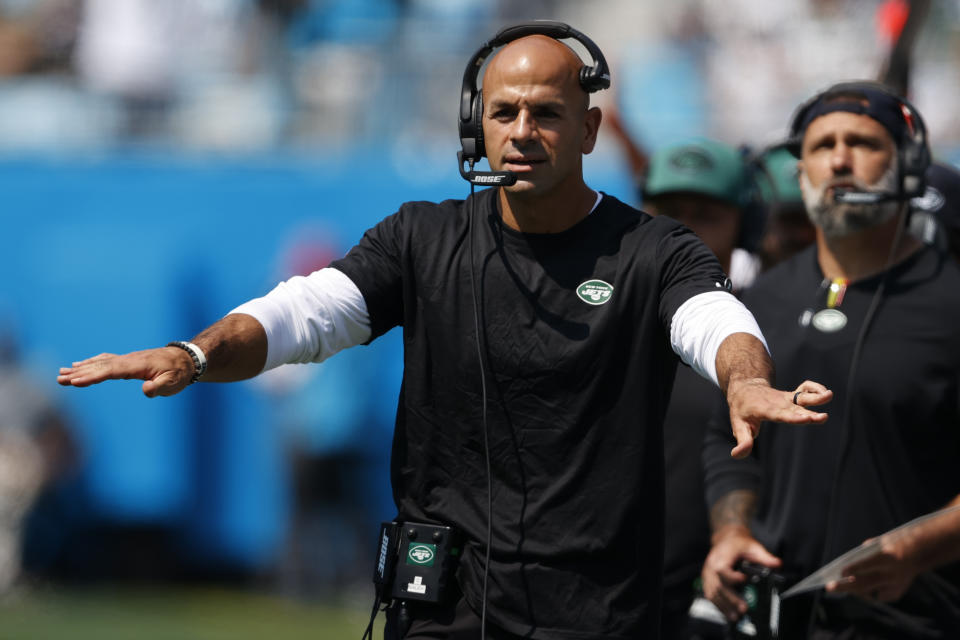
[
  {"xmin": 832, "ymin": 189, "xmax": 898, "ymax": 205},
  {"xmin": 457, "ymin": 151, "xmax": 517, "ymax": 186}
]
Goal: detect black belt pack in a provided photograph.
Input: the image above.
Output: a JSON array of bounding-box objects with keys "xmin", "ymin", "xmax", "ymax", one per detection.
[{"xmin": 374, "ymin": 521, "xmax": 464, "ymax": 604}]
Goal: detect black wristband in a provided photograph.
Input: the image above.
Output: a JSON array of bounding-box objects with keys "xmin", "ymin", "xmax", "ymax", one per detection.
[{"xmin": 166, "ymin": 341, "xmax": 208, "ymax": 384}]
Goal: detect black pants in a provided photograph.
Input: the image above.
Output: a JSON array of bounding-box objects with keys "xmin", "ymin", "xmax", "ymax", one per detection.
[{"xmin": 384, "ymin": 594, "xmax": 530, "ymax": 640}]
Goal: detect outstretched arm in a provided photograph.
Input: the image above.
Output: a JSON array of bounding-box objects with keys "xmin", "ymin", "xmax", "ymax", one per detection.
[
  {"xmin": 716, "ymin": 332, "xmax": 832, "ymax": 458},
  {"xmin": 57, "ymin": 313, "xmax": 267, "ymax": 397},
  {"xmin": 669, "ymin": 291, "xmax": 831, "ymax": 457},
  {"xmin": 59, "ymin": 266, "xmax": 376, "ymax": 397}
]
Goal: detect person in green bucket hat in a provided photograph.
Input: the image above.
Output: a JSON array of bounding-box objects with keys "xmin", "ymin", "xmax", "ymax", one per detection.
[{"xmin": 643, "ymin": 138, "xmax": 765, "ymax": 293}]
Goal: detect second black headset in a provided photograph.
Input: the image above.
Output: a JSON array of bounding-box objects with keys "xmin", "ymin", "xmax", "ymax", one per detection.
[{"xmin": 457, "ymin": 21, "xmax": 611, "ymax": 185}]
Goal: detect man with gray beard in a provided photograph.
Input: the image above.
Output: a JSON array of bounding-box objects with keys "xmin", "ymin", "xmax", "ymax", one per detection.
[
  {"xmin": 799, "ymin": 150, "xmax": 901, "ymax": 239},
  {"xmin": 700, "ymin": 82, "xmax": 960, "ymax": 639}
]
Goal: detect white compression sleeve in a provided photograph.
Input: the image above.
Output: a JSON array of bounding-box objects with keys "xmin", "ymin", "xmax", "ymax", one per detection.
[
  {"xmin": 669, "ymin": 290, "xmax": 769, "ymax": 386},
  {"xmin": 229, "ymin": 267, "xmax": 371, "ymax": 373}
]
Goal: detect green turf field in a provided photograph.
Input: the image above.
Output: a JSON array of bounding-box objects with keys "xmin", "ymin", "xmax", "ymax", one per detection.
[{"xmin": 0, "ymin": 585, "xmax": 371, "ymax": 639}]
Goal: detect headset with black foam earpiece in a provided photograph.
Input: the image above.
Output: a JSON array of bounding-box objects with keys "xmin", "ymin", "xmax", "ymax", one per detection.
[
  {"xmin": 456, "ymin": 20, "xmax": 611, "ymax": 186},
  {"xmin": 897, "ymin": 97, "xmax": 931, "ymax": 198},
  {"xmin": 787, "ymin": 80, "xmax": 930, "ymax": 203}
]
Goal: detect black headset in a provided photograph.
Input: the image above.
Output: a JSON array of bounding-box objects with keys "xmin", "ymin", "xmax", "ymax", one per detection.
[
  {"xmin": 787, "ymin": 80, "xmax": 930, "ymax": 201},
  {"xmin": 457, "ymin": 20, "xmax": 611, "ymax": 185}
]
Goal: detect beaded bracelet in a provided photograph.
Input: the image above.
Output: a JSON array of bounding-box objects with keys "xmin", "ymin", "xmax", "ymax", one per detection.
[{"xmin": 166, "ymin": 341, "xmax": 208, "ymax": 384}]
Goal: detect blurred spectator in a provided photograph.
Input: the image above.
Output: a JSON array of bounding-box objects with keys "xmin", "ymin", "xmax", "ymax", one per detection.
[
  {"xmin": 643, "ymin": 138, "xmax": 763, "ymax": 291},
  {"xmin": 611, "ymin": 4, "xmax": 711, "ymax": 154},
  {"xmin": 255, "ymin": 226, "xmax": 396, "ymax": 599},
  {"xmin": 750, "ymin": 143, "xmax": 816, "ymax": 271},
  {"xmin": 0, "ymin": 325, "xmax": 77, "ymax": 592},
  {"xmin": 640, "ymin": 138, "xmax": 758, "ymax": 639},
  {"xmin": 0, "ymin": 0, "xmax": 78, "ymax": 76},
  {"xmin": 0, "ymin": 0, "xmax": 108, "ymax": 150},
  {"xmin": 603, "ymin": 104, "xmax": 649, "ymax": 199},
  {"xmin": 699, "ymin": 0, "xmax": 887, "ymax": 142},
  {"xmin": 73, "ymin": 0, "xmax": 293, "ymax": 145}
]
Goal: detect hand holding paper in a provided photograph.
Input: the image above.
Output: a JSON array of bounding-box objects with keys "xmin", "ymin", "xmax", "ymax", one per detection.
[{"xmin": 783, "ymin": 504, "xmax": 960, "ymax": 601}]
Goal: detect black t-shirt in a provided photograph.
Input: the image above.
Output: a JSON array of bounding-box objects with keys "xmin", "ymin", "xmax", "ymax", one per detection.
[
  {"xmin": 332, "ymin": 187, "xmax": 727, "ymax": 639},
  {"xmin": 703, "ymin": 244, "xmax": 960, "ymax": 635}
]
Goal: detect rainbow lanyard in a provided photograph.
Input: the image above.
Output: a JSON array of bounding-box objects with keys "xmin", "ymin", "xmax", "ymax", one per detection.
[{"xmin": 825, "ymin": 278, "xmax": 848, "ymax": 308}]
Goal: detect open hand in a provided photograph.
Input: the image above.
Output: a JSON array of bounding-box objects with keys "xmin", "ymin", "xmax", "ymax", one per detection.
[
  {"xmin": 727, "ymin": 379, "xmax": 832, "ymax": 458},
  {"xmin": 57, "ymin": 347, "xmax": 196, "ymax": 397}
]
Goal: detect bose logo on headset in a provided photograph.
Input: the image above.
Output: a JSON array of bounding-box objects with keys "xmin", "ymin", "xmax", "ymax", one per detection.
[
  {"xmin": 472, "ymin": 174, "xmax": 512, "ymax": 184},
  {"xmin": 456, "ymin": 20, "xmax": 611, "ymax": 186},
  {"xmin": 786, "ymin": 80, "xmax": 931, "ymax": 203}
]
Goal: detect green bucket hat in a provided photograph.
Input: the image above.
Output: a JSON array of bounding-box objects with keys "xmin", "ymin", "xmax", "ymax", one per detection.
[{"xmin": 643, "ymin": 138, "xmax": 747, "ymax": 206}]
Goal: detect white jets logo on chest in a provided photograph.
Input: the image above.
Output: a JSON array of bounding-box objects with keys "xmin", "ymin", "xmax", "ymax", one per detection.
[{"xmin": 576, "ymin": 279, "xmax": 614, "ymax": 306}]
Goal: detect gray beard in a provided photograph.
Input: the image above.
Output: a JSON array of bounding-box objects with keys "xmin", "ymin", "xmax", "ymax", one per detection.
[{"xmin": 800, "ymin": 162, "xmax": 900, "ymax": 239}]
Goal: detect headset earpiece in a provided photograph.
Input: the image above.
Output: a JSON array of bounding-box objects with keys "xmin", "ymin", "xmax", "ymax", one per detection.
[
  {"xmin": 472, "ymin": 90, "xmax": 486, "ymax": 160},
  {"xmin": 897, "ymin": 101, "xmax": 930, "ymax": 199},
  {"xmin": 579, "ymin": 64, "xmax": 611, "ymax": 94}
]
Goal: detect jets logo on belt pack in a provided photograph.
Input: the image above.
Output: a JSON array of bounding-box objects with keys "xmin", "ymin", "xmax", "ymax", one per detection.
[
  {"xmin": 407, "ymin": 543, "xmax": 436, "ymax": 566},
  {"xmin": 576, "ymin": 279, "xmax": 614, "ymax": 305}
]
